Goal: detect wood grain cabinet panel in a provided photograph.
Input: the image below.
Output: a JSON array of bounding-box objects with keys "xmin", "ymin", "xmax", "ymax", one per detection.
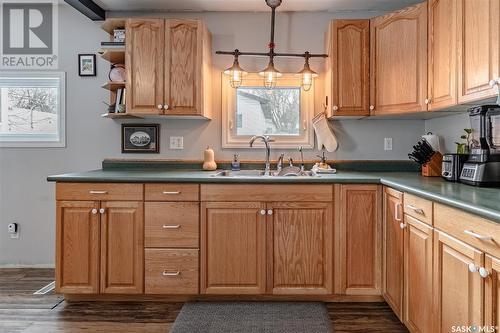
[
  {"xmin": 56, "ymin": 201, "xmax": 100, "ymax": 294},
  {"xmin": 370, "ymin": 2, "xmax": 428, "ymax": 115},
  {"xmin": 428, "ymin": 0, "xmax": 458, "ymax": 110},
  {"xmin": 433, "ymin": 230, "xmax": 484, "ymax": 333},
  {"xmin": 125, "ymin": 19, "xmax": 165, "ymax": 114},
  {"xmin": 382, "ymin": 188, "xmax": 404, "ymax": 320},
  {"xmin": 404, "ymin": 215, "xmax": 433, "ymax": 333},
  {"xmin": 100, "ymin": 201, "xmax": 144, "ymax": 294},
  {"xmin": 338, "ymin": 184, "xmax": 382, "ymax": 295},
  {"xmin": 326, "ymin": 20, "xmax": 370, "ymax": 116},
  {"xmin": 267, "ymin": 202, "xmax": 333, "ymax": 295},
  {"xmin": 457, "ymin": 0, "xmax": 500, "ymax": 104},
  {"xmin": 201, "ymin": 202, "xmax": 266, "ymax": 295},
  {"xmin": 485, "ymin": 254, "xmax": 500, "ymax": 330}
]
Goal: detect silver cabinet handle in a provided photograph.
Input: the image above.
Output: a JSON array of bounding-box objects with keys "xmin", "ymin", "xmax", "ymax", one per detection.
[
  {"xmin": 91, "ymin": 208, "xmax": 98, "ymax": 215},
  {"xmin": 157, "ymin": 104, "xmax": 163, "ymax": 110},
  {"xmin": 260, "ymin": 209, "xmax": 266, "ymax": 215},
  {"xmin": 162, "ymin": 270, "xmax": 180, "ymax": 276},
  {"xmin": 267, "ymin": 209, "xmax": 273, "ymax": 215},
  {"xmin": 394, "ymin": 203, "xmax": 402, "ymax": 222},
  {"xmin": 479, "ymin": 267, "xmax": 490, "ymax": 278},
  {"xmin": 99, "ymin": 208, "xmax": 105, "ymax": 214},
  {"xmin": 162, "ymin": 191, "xmax": 180, "ymax": 195},
  {"xmin": 464, "ymin": 229, "xmax": 493, "ymax": 241},
  {"xmin": 164, "ymin": 104, "xmax": 170, "ymax": 110},
  {"xmin": 400, "ymin": 223, "xmax": 407, "ymax": 229},
  {"xmin": 89, "ymin": 190, "xmax": 108, "ymax": 194},
  {"xmin": 162, "ymin": 225, "xmax": 181, "ymax": 229},
  {"xmin": 406, "ymin": 204, "xmax": 424, "ymax": 215}
]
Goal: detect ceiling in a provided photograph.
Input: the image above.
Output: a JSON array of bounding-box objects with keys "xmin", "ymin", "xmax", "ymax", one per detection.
[{"xmin": 95, "ymin": 0, "xmax": 422, "ymax": 13}]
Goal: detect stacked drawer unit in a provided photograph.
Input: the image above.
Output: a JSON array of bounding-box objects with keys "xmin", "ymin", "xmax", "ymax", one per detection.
[{"xmin": 144, "ymin": 184, "xmax": 200, "ymax": 294}]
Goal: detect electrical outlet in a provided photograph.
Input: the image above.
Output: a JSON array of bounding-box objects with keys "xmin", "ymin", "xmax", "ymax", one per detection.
[
  {"xmin": 8, "ymin": 222, "xmax": 19, "ymax": 239},
  {"xmin": 384, "ymin": 138, "xmax": 393, "ymax": 151},
  {"xmin": 169, "ymin": 136, "xmax": 184, "ymax": 150}
]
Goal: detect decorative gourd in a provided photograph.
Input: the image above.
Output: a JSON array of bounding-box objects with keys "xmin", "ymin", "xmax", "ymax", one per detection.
[{"xmin": 203, "ymin": 146, "xmax": 217, "ymax": 171}]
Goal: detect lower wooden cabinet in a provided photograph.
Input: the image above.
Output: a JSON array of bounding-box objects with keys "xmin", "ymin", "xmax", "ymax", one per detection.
[
  {"xmin": 485, "ymin": 254, "xmax": 500, "ymax": 329},
  {"xmin": 433, "ymin": 230, "xmax": 484, "ymax": 332},
  {"xmin": 267, "ymin": 202, "xmax": 333, "ymax": 295},
  {"xmin": 201, "ymin": 202, "xmax": 267, "ymax": 295}
]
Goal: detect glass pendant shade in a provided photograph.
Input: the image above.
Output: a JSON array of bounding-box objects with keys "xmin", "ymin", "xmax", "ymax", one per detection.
[
  {"xmin": 259, "ymin": 61, "xmax": 282, "ymax": 89},
  {"xmin": 224, "ymin": 58, "xmax": 247, "ymax": 88},
  {"xmin": 297, "ymin": 62, "xmax": 318, "ymax": 91}
]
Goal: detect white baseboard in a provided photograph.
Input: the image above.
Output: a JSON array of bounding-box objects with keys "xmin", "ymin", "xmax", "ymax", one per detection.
[{"xmin": 0, "ymin": 264, "xmax": 55, "ymax": 268}]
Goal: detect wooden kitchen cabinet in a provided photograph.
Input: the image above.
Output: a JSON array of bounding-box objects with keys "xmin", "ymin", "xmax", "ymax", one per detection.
[
  {"xmin": 485, "ymin": 254, "xmax": 500, "ymax": 329},
  {"xmin": 100, "ymin": 201, "xmax": 144, "ymax": 294},
  {"xmin": 337, "ymin": 184, "xmax": 382, "ymax": 295},
  {"xmin": 404, "ymin": 215, "xmax": 433, "ymax": 333},
  {"xmin": 201, "ymin": 202, "xmax": 267, "ymax": 295},
  {"xmin": 433, "ymin": 230, "xmax": 484, "ymax": 332},
  {"xmin": 125, "ymin": 19, "xmax": 165, "ymax": 115},
  {"xmin": 325, "ymin": 20, "xmax": 370, "ymax": 117},
  {"xmin": 267, "ymin": 202, "xmax": 333, "ymax": 295},
  {"xmin": 457, "ymin": 0, "xmax": 500, "ymax": 104},
  {"xmin": 56, "ymin": 201, "xmax": 100, "ymax": 294},
  {"xmin": 427, "ymin": 0, "xmax": 458, "ymax": 110},
  {"xmin": 382, "ymin": 188, "xmax": 404, "ymax": 320},
  {"xmin": 370, "ymin": 2, "xmax": 428, "ymax": 115}
]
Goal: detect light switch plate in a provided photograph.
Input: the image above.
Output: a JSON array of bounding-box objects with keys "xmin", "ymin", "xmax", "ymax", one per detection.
[
  {"xmin": 170, "ymin": 136, "xmax": 184, "ymax": 150},
  {"xmin": 384, "ymin": 138, "xmax": 393, "ymax": 151}
]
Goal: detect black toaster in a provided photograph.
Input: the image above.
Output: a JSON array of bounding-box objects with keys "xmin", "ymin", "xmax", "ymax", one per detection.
[{"xmin": 442, "ymin": 154, "xmax": 468, "ymax": 181}]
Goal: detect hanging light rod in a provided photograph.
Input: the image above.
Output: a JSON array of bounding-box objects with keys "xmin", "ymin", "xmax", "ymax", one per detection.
[{"xmin": 216, "ymin": 0, "xmax": 327, "ymax": 90}]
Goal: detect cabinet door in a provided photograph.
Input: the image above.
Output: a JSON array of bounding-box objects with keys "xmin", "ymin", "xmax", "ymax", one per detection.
[
  {"xmin": 404, "ymin": 215, "xmax": 433, "ymax": 333},
  {"xmin": 327, "ymin": 20, "xmax": 370, "ymax": 116},
  {"xmin": 370, "ymin": 2, "xmax": 428, "ymax": 114},
  {"xmin": 125, "ymin": 19, "xmax": 164, "ymax": 114},
  {"xmin": 382, "ymin": 188, "xmax": 404, "ymax": 320},
  {"xmin": 100, "ymin": 201, "xmax": 144, "ymax": 294},
  {"xmin": 428, "ymin": 0, "xmax": 458, "ymax": 110},
  {"xmin": 165, "ymin": 19, "xmax": 201, "ymax": 115},
  {"xmin": 201, "ymin": 202, "xmax": 266, "ymax": 294},
  {"xmin": 433, "ymin": 230, "xmax": 484, "ymax": 333},
  {"xmin": 338, "ymin": 184, "xmax": 382, "ymax": 295},
  {"xmin": 56, "ymin": 201, "xmax": 100, "ymax": 294},
  {"xmin": 457, "ymin": 0, "xmax": 500, "ymax": 104},
  {"xmin": 267, "ymin": 202, "xmax": 333, "ymax": 295},
  {"xmin": 485, "ymin": 254, "xmax": 500, "ymax": 330}
]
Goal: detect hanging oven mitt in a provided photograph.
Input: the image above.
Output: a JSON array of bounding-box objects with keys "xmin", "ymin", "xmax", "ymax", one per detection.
[{"xmin": 312, "ymin": 112, "xmax": 338, "ymax": 152}]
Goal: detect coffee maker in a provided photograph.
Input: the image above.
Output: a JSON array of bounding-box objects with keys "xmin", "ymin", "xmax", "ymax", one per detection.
[{"xmin": 460, "ymin": 105, "xmax": 500, "ymax": 186}]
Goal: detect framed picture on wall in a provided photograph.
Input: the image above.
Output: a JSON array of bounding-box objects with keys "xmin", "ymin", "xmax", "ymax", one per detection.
[
  {"xmin": 121, "ymin": 124, "xmax": 160, "ymax": 153},
  {"xmin": 78, "ymin": 54, "xmax": 96, "ymax": 76}
]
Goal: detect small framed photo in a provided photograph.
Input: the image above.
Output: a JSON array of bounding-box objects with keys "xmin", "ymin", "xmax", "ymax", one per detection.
[
  {"xmin": 78, "ymin": 54, "xmax": 96, "ymax": 76},
  {"xmin": 122, "ymin": 124, "xmax": 160, "ymax": 153}
]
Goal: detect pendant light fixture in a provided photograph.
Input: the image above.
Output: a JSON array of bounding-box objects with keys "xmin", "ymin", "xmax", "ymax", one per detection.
[{"xmin": 217, "ymin": 0, "xmax": 327, "ymax": 91}]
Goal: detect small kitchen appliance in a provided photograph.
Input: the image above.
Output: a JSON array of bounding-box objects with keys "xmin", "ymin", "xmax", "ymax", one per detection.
[
  {"xmin": 442, "ymin": 154, "xmax": 468, "ymax": 182},
  {"xmin": 460, "ymin": 105, "xmax": 500, "ymax": 186}
]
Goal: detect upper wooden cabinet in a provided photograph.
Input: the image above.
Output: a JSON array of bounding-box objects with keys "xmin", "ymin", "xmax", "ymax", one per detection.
[
  {"xmin": 325, "ymin": 20, "xmax": 370, "ymax": 117},
  {"xmin": 370, "ymin": 2, "xmax": 428, "ymax": 115},
  {"xmin": 457, "ymin": 0, "xmax": 500, "ymax": 104},
  {"xmin": 125, "ymin": 18, "xmax": 212, "ymax": 118},
  {"xmin": 428, "ymin": 0, "xmax": 458, "ymax": 110}
]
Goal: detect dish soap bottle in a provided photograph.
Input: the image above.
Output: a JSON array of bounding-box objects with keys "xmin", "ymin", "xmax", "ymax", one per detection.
[
  {"xmin": 203, "ymin": 146, "xmax": 217, "ymax": 171},
  {"xmin": 231, "ymin": 154, "xmax": 240, "ymax": 171}
]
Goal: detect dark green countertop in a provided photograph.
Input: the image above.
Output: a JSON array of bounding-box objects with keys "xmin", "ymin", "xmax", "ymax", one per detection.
[{"xmin": 47, "ymin": 169, "xmax": 500, "ymax": 223}]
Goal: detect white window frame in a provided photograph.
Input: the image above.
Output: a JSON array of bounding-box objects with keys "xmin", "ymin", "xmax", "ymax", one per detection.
[
  {"xmin": 222, "ymin": 73, "xmax": 314, "ymax": 149},
  {"xmin": 0, "ymin": 71, "xmax": 66, "ymax": 148}
]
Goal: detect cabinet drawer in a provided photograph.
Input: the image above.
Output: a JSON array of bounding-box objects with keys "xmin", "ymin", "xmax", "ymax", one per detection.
[
  {"xmin": 200, "ymin": 184, "xmax": 333, "ymax": 202},
  {"xmin": 56, "ymin": 183, "xmax": 143, "ymax": 201},
  {"xmin": 145, "ymin": 202, "xmax": 199, "ymax": 248},
  {"xmin": 403, "ymin": 193, "xmax": 433, "ymax": 225},
  {"xmin": 145, "ymin": 184, "xmax": 199, "ymax": 201},
  {"xmin": 145, "ymin": 249, "xmax": 199, "ymax": 294},
  {"xmin": 435, "ymin": 203, "xmax": 500, "ymax": 258}
]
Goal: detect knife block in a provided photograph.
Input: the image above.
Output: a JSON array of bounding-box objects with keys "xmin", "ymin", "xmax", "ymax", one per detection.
[{"xmin": 422, "ymin": 152, "xmax": 443, "ymax": 177}]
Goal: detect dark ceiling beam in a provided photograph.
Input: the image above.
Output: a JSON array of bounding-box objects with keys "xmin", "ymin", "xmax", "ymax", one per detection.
[{"xmin": 64, "ymin": 0, "xmax": 105, "ymax": 21}]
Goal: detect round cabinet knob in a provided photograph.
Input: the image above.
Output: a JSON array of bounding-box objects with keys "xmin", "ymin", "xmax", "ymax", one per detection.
[
  {"xmin": 260, "ymin": 209, "xmax": 266, "ymax": 216},
  {"xmin": 425, "ymin": 98, "xmax": 431, "ymax": 105},
  {"xmin": 479, "ymin": 267, "xmax": 490, "ymax": 278},
  {"xmin": 489, "ymin": 79, "xmax": 498, "ymax": 87},
  {"xmin": 267, "ymin": 209, "xmax": 273, "ymax": 215},
  {"xmin": 332, "ymin": 105, "xmax": 339, "ymax": 111},
  {"xmin": 163, "ymin": 104, "xmax": 169, "ymax": 110},
  {"xmin": 399, "ymin": 223, "xmax": 407, "ymax": 229},
  {"xmin": 99, "ymin": 208, "xmax": 105, "ymax": 214},
  {"xmin": 468, "ymin": 263, "xmax": 478, "ymax": 273},
  {"xmin": 369, "ymin": 105, "xmax": 375, "ymax": 111},
  {"xmin": 157, "ymin": 104, "xmax": 163, "ymax": 110},
  {"xmin": 91, "ymin": 208, "xmax": 98, "ymax": 215}
]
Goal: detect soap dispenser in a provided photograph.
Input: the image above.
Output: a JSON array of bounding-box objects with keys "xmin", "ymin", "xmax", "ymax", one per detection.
[{"xmin": 231, "ymin": 154, "xmax": 240, "ymax": 171}]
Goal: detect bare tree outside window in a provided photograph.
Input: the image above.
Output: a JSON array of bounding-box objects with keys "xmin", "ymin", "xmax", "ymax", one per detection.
[{"xmin": 236, "ymin": 87, "xmax": 300, "ymax": 136}]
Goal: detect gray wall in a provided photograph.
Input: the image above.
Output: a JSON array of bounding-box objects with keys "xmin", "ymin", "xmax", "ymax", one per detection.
[
  {"xmin": 425, "ymin": 113, "xmax": 469, "ymax": 154},
  {"xmin": 0, "ymin": 5, "xmax": 431, "ymax": 266}
]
